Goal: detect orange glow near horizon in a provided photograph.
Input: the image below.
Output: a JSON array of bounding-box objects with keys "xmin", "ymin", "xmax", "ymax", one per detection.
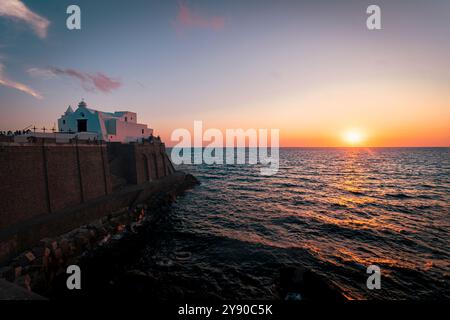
[
  {"xmin": 146, "ymin": 79, "xmax": 450, "ymax": 148},
  {"xmin": 342, "ymin": 130, "xmax": 365, "ymax": 146},
  {"xmin": 154, "ymin": 124, "xmax": 449, "ymax": 148}
]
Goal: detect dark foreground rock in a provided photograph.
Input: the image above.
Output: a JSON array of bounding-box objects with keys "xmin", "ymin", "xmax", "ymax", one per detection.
[
  {"xmin": 0, "ymin": 279, "xmax": 46, "ymax": 300},
  {"xmin": 279, "ymin": 266, "xmax": 346, "ymax": 301},
  {"xmin": 0, "ymin": 172, "xmax": 199, "ymax": 299}
]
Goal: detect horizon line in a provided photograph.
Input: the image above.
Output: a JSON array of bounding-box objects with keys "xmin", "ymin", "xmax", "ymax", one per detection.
[{"xmin": 166, "ymin": 146, "xmax": 450, "ymax": 148}]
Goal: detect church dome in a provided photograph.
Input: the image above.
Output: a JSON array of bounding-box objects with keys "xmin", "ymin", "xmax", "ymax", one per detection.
[{"xmin": 78, "ymin": 100, "xmax": 87, "ymax": 108}]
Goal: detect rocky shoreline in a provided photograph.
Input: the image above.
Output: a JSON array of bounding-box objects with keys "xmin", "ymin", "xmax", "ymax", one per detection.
[
  {"xmin": 1, "ymin": 170, "xmax": 346, "ymax": 301},
  {"xmin": 0, "ymin": 173, "xmax": 199, "ymax": 299},
  {"xmin": 44, "ymin": 187, "xmax": 346, "ymax": 301}
]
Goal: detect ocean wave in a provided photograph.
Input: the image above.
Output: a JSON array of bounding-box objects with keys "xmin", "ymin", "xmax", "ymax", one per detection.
[{"xmin": 169, "ymin": 148, "xmax": 450, "ymax": 299}]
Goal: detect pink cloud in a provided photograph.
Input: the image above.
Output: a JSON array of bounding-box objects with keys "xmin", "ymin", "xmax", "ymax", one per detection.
[
  {"xmin": 173, "ymin": 1, "xmax": 225, "ymax": 33},
  {"xmin": 0, "ymin": 0, "xmax": 50, "ymax": 38},
  {"xmin": 28, "ymin": 67, "xmax": 122, "ymax": 93},
  {"xmin": 0, "ymin": 63, "xmax": 42, "ymax": 99},
  {"xmin": 89, "ymin": 72, "xmax": 122, "ymax": 92}
]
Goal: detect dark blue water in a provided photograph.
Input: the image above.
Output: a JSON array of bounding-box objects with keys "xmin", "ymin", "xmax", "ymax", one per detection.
[{"xmin": 145, "ymin": 148, "xmax": 449, "ymax": 300}]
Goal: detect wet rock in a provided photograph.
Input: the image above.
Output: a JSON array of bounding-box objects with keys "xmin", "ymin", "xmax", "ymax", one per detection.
[
  {"xmin": 0, "ymin": 266, "xmax": 14, "ymax": 281},
  {"xmin": 135, "ymin": 204, "xmax": 147, "ymax": 210},
  {"xmin": 0, "ymin": 279, "xmax": 46, "ymax": 300},
  {"xmin": 28, "ymin": 271, "xmax": 47, "ymax": 293},
  {"xmin": 53, "ymin": 248, "xmax": 63, "ymax": 262},
  {"xmin": 279, "ymin": 266, "xmax": 306, "ymax": 294},
  {"xmin": 31, "ymin": 246, "xmax": 45, "ymax": 258},
  {"xmin": 12, "ymin": 255, "xmax": 29, "ymax": 269},
  {"xmin": 130, "ymin": 222, "xmax": 144, "ymax": 234},
  {"xmin": 279, "ymin": 267, "xmax": 345, "ymax": 301},
  {"xmin": 74, "ymin": 229, "xmax": 92, "ymax": 249},
  {"xmin": 111, "ymin": 234, "xmax": 124, "ymax": 241},
  {"xmin": 14, "ymin": 274, "xmax": 32, "ymax": 292},
  {"xmin": 302, "ymin": 270, "xmax": 345, "ymax": 301},
  {"xmin": 185, "ymin": 174, "xmax": 200, "ymax": 187},
  {"xmin": 285, "ymin": 292, "xmax": 302, "ymax": 300},
  {"xmin": 58, "ymin": 239, "xmax": 71, "ymax": 256},
  {"xmin": 14, "ymin": 266, "xmax": 22, "ymax": 279},
  {"xmin": 51, "ymin": 241, "xmax": 58, "ymax": 251},
  {"xmin": 44, "ymin": 247, "xmax": 51, "ymax": 257},
  {"xmin": 24, "ymin": 251, "xmax": 36, "ymax": 262}
]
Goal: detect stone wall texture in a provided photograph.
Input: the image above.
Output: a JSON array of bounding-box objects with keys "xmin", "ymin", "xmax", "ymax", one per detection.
[
  {"xmin": 107, "ymin": 141, "xmax": 175, "ymax": 186},
  {"xmin": 0, "ymin": 139, "xmax": 176, "ymax": 263},
  {"xmin": 0, "ymin": 143, "xmax": 111, "ymax": 231}
]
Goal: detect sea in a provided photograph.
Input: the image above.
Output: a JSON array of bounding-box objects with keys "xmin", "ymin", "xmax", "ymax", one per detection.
[{"xmin": 136, "ymin": 147, "xmax": 450, "ymax": 300}]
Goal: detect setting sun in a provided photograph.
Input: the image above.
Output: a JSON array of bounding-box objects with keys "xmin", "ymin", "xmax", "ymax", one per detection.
[{"xmin": 343, "ymin": 130, "xmax": 365, "ymax": 146}]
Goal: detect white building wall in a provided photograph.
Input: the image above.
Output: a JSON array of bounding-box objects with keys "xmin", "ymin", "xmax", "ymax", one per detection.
[
  {"xmin": 58, "ymin": 107, "xmax": 103, "ymax": 138},
  {"xmin": 57, "ymin": 102, "xmax": 153, "ymax": 143},
  {"xmin": 109, "ymin": 120, "xmax": 153, "ymax": 143}
]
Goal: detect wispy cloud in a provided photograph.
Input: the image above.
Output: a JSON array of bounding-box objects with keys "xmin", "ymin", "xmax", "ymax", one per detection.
[
  {"xmin": 0, "ymin": 0, "xmax": 50, "ymax": 38},
  {"xmin": 172, "ymin": 1, "xmax": 225, "ymax": 33},
  {"xmin": 28, "ymin": 67, "xmax": 122, "ymax": 93},
  {"xmin": 0, "ymin": 63, "xmax": 42, "ymax": 99},
  {"xmin": 27, "ymin": 67, "xmax": 55, "ymax": 79}
]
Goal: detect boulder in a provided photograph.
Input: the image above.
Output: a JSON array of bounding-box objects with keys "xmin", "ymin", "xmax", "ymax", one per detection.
[{"xmin": 279, "ymin": 267, "xmax": 345, "ymax": 301}]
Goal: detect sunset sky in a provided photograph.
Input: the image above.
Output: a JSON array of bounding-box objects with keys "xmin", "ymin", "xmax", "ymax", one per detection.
[{"xmin": 0, "ymin": 0, "xmax": 449, "ymax": 147}]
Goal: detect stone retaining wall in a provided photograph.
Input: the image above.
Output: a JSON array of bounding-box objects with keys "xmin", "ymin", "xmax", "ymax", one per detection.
[{"xmin": 0, "ymin": 172, "xmax": 198, "ymax": 296}]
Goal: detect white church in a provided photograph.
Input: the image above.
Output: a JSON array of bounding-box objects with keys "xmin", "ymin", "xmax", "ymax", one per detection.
[{"xmin": 57, "ymin": 100, "xmax": 153, "ymax": 142}]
